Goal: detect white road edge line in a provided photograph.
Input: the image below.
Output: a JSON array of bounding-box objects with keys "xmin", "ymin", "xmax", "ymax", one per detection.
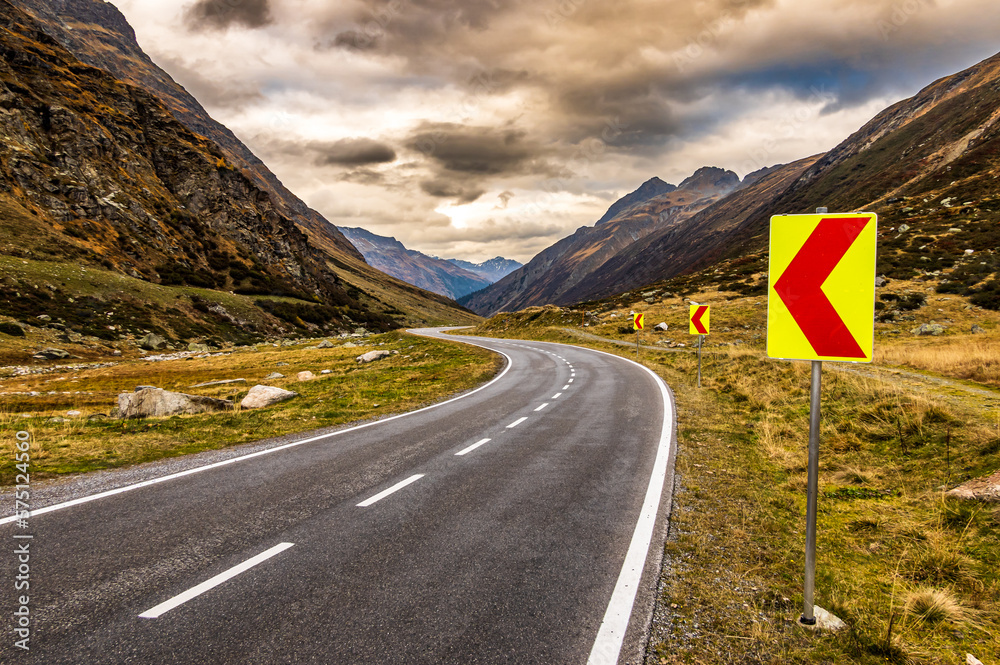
[
  {"xmin": 357, "ymin": 474, "xmax": 424, "ymax": 507},
  {"xmin": 585, "ymin": 348, "xmax": 674, "ymax": 665},
  {"xmin": 455, "ymin": 438, "xmax": 491, "ymax": 456},
  {"xmin": 506, "ymin": 417, "xmax": 528, "ymax": 429},
  {"xmin": 139, "ymin": 542, "xmax": 294, "ymax": 619},
  {"xmin": 534, "ymin": 403, "xmax": 549, "ymax": 412},
  {"xmin": 0, "ymin": 335, "xmax": 513, "ymax": 525}
]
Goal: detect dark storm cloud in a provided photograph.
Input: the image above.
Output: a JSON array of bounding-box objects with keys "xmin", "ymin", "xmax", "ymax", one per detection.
[
  {"xmin": 419, "ymin": 178, "xmax": 486, "ymax": 203},
  {"xmin": 316, "ymin": 138, "xmax": 398, "ymax": 166},
  {"xmin": 185, "ymin": 0, "xmax": 272, "ymax": 32},
  {"xmin": 406, "ymin": 124, "xmax": 555, "ymax": 176}
]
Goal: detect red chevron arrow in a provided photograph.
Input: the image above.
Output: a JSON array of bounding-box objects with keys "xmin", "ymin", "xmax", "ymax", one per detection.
[
  {"xmin": 774, "ymin": 217, "xmax": 869, "ymax": 358},
  {"xmin": 691, "ymin": 306, "xmax": 708, "ymax": 334}
]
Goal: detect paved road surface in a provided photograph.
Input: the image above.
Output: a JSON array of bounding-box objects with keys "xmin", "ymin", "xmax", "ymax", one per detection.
[{"xmin": 2, "ymin": 329, "xmax": 676, "ymax": 664}]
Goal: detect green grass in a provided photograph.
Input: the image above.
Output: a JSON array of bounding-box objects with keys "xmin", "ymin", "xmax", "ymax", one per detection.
[{"xmin": 0, "ymin": 331, "xmax": 501, "ymax": 483}]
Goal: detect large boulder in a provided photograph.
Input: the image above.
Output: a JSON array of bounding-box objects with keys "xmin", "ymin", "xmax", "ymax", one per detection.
[
  {"xmin": 33, "ymin": 347, "xmax": 70, "ymax": 360},
  {"xmin": 188, "ymin": 342, "xmax": 212, "ymax": 353},
  {"xmin": 140, "ymin": 333, "xmax": 167, "ymax": 350},
  {"xmin": 910, "ymin": 323, "xmax": 946, "ymax": 336},
  {"xmin": 117, "ymin": 388, "xmax": 233, "ymax": 419},
  {"xmin": 240, "ymin": 385, "xmax": 298, "ymax": 409},
  {"xmin": 357, "ymin": 350, "xmax": 392, "ymax": 363},
  {"xmin": 296, "ymin": 370, "xmax": 316, "ymax": 381}
]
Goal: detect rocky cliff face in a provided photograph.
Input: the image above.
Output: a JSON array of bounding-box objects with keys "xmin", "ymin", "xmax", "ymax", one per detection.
[
  {"xmin": 460, "ymin": 167, "xmax": 740, "ymax": 315},
  {"xmin": 0, "ymin": 0, "xmax": 394, "ymax": 336},
  {"xmin": 338, "ymin": 226, "xmax": 491, "ymax": 301},
  {"xmin": 15, "ymin": 0, "xmax": 363, "ymax": 263}
]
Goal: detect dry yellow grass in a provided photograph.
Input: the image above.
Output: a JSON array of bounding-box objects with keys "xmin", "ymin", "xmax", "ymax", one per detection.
[{"xmin": 877, "ymin": 337, "xmax": 1000, "ymax": 388}]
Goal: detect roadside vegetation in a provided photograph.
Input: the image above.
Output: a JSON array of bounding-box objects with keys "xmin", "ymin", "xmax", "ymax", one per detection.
[
  {"xmin": 468, "ymin": 274, "xmax": 1000, "ymax": 664},
  {"xmin": 0, "ymin": 331, "xmax": 500, "ymax": 484}
]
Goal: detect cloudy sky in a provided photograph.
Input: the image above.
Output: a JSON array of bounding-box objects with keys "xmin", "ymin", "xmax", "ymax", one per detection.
[{"xmin": 114, "ymin": 0, "xmax": 1000, "ymax": 263}]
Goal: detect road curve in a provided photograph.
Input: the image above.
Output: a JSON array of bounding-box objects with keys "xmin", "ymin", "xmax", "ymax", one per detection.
[{"xmin": 2, "ymin": 329, "xmax": 677, "ymax": 665}]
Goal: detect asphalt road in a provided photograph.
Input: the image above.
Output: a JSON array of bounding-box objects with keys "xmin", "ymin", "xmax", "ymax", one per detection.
[{"xmin": 2, "ymin": 329, "xmax": 677, "ymax": 664}]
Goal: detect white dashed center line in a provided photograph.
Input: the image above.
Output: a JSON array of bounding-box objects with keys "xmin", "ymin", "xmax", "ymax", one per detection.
[
  {"xmin": 139, "ymin": 542, "xmax": 294, "ymax": 619},
  {"xmin": 357, "ymin": 474, "xmax": 424, "ymax": 507},
  {"xmin": 506, "ymin": 417, "xmax": 528, "ymax": 429},
  {"xmin": 563, "ymin": 384, "xmax": 570, "ymax": 390},
  {"xmin": 552, "ymin": 393, "xmax": 562, "ymax": 399},
  {"xmin": 455, "ymin": 438, "xmax": 491, "ymax": 456},
  {"xmin": 534, "ymin": 403, "xmax": 549, "ymax": 412}
]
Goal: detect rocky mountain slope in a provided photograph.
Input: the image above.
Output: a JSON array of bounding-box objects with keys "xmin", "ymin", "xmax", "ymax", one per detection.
[
  {"xmin": 446, "ymin": 257, "xmax": 522, "ymax": 284},
  {"xmin": 460, "ymin": 167, "xmax": 741, "ymax": 315},
  {"xmin": 0, "ymin": 0, "xmax": 475, "ymax": 348},
  {"xmin": 16, "ymin": 0, "xmax": 361, "ymax": 262},
  {"xmin": 338, "ymin": 226, "xmax": 491, "ymax": 301},
  {"xmin": 567, "ymin": 50, "xmax": 1000, "ymax": 311}
]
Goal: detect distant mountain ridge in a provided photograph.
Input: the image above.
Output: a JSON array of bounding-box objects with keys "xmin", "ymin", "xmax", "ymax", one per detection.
[
  {"xmin": 338, "ymin": 227, "xmax": 494, "ymax": 301},
  {"xmin": 445, "ymin": 257, "xmax": 522, "ymax": 283},
  {"xmin": 460, "ymin": 166, "xmax": 741, "ymax": 315}
]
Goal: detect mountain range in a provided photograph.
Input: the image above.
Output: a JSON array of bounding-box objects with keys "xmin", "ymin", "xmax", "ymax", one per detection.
[
  {"xmin": 461, "ymin": 50, "xmax": 1000, "ymax": 315},
  {"xmin": 338, "ymin": 227, "xmax": 520, "ymax": 301}
]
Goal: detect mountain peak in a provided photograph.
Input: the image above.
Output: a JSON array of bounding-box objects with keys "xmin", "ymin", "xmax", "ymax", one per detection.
[
  {"xmin": 596, "ymin": 177, "xmax": 677, "ymax": 225},
  {"xmin": 677, "ymin": 166, "xmax": 740, "ymax": 194}
]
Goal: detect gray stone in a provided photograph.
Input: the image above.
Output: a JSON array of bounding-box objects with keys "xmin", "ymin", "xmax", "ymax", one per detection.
[
  {"xmin": 354, "ymin": 327, "xmax": 368, "ymax": 335},
  {"xmin": 188, "ymin": 342, "xmax": 212, "ymax": 353},
  {"xmin": 357, "ymin": 350, "xmax": 392, "ymax": 363},
  {"xmin": 317, "ymin": 340, "xmax": 334, "ymax": 349},
  {"xmin": 654, "ymin": 322, "xmax": 669, "ymax": 331},
  {"xmin": 135, "ymin": 385, "xmax": 157, "ymax": 391},
  {"xmin": 910, "ymin": 323, "xmax": 946, "ymax": 336},
  {"xmin": 320, "ymin": 369, "xmax": 333, "ymax": 374},
  {"xmin": 342, "ymin": 342, "xmax": 357, "ymax": 348},
  {"xmin": 798, "ymin": 606, "xmax": 847, "ymax": 632},
  {"xmin": 240, "ymin": 385, "xmax": 298, "ymax": 409},
  {"xmin": 276, "ymin": 362, "xmax": 289, "ymax": 366},
  {"xmin": 897, "ymin": 224, "xmax": 910, "ymax": 233},
  {"xmin": 66, "ymin": 410, "xmax": 82, "ymax": 417},
  {"xmin": 296, "ymin": 371, "xmax": 315, "ymax": 381},
  {"xmin": 971, "ymin": 324, "xmax": 985, "ymax": 334},
  {"xmin": 33, "ymin": 347, "xmax": 71, "ymax": 360},
  {"xmin": 117, "ymin": 388, "xmax": 233, "ymax": 419},
  {"xmin": 946, "ymin": 469, "xmax": 1000, "ymax": 503},
  {"xmin": 140, "ymin": 333, "xmax": 167, "ymax": 351},
  {"xmin": 875, "ymin": 275, "xmax": 887, "ymax": 287},
  {"xmin": 36, "ymin": 314, "xmax": 51, "ymax": 322},
  {"xmin": 264, "ymin": 372, "xmax": 285, "ymax": 379}
]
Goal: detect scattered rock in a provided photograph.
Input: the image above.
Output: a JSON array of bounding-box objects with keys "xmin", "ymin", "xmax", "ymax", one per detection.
[
  {"xmin": 187, "ymin": 342, "xmax": 212, "ymax": 353},
  {"xmin": 36, "ymin": 314, "xmax": 51, "ymax": 322},
  {"xmin": 342, "ymin": 342, "xmax": 358, "ymax": 348},
  {"xmin": 910, "ymin": 323, "xmax": 946, "ymax": 336},
  {"xmin": 33, "ymin": 347, "xmax": 70, "ymax": 360},
  {"xmin": 117, "ymin": 388, "xmax": 234, "ymax": 419},
  {"xmin": 946, "ymin": 469, "xmax": 1000, "ymax": 503},
  {"xmin": 66, "ymin": 410, "xmax": 82, "ymax": 417},
  {"xmin": 967, "ymin": 654, "xmax": 985, "ymax": 665},
  {"xmin": 276, "ymin": 362, "xmax": 289, "ymax": 367},
  {"xmin": 140, "ymin": 333, "xmax": 167, "ymax": 351},
  {"xmin": 875, "ymin": 275, "xmax": 887, "ymax": 287},
  {"xmin": 321, "ymin": 369, "xmax": 332, "ymax": 375},
  {"xmin": 654, "ymin": 322, "xmax": 669, "ymax": 331},
  {"xmin": 0, "ymin": 321, "xmax": 25, "ymax": 337},
  {"xmin": 971, "ymin": 324, "xmax": 985, "ymax": 334},
  {"xmin": 190, "ymin": 378, "xmax": 247, "ymax": 388},
  {"xmin": 354, "ymin": 327, "xmax": 368, "ymax": 335},
  {"xmin": 357, "ymin": 350, "xmax": 392, "ymax": 363},
  {"xmin": 135, "ymin": 385, "xmax": 157, "ymax": 391},
  {"xmin": 317, "ymin": 340, "xmax": 334, "ymax": 349},
  {"xmin": 964, "ymin": 249, "xmax": 975, "ymax": 255},
  {"xmin": 265, "ymin": 372, "xmax": 285, "ymax": 379},
  {"xmin": 897, "ymin": 224, "xmax": 910, "ymax": 233},
  {"xmin": 112, "ymin": 350, "xmax": 122, "ymax": 357},
  {"xmin": 46, "ymin": 417, "xmax": 66, "ymax": 424},
  {"xmin": 296, "ymin": 371, "xmax": 315, "ymax": 381},
  {"xmin": 240, "ymin": 385, "xmax": 298, "ymax": 409},
  {"xmin": 798, "ymin": 606, "xmax": 847, "ymax": 632}
]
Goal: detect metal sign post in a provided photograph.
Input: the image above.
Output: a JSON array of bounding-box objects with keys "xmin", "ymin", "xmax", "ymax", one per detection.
[
  {"xmin": 766, "ymin": 206, "xmax": 878, "ymax": 628},
  {"xmin": 696, "ymin": 335, "xmax": 703, "ymax": 388}
]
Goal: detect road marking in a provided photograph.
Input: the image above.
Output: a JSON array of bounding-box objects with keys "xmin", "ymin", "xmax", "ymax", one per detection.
[
  {"xmin": 0, "ymin": 339, "xmax": 513, "ymax": 526},
  {"xmin": 586, "ymin": 348, "xmax": 675, "ymax": 665},
  {"xmin": 506, "ymin": 417, "xmax": 528, "ymax": 429},
  {"xmin": 534, "ymin": 403, "xmax": 549, "ymax": 412},
  {"xmin": 139, "ymin": 542, "xmax": 294, "ymax": 619},
  {"xmin": 357, "ymin": 474, "xmax": 424, "ymax": 507},
  {"xmin": 455, "ymin": 438, "xmax": 491, "ymax": 456},
  {"xmin": 552, "ymin": 393, "xmax": 562, "ymax": 399},
  {"xmin": 563, "ymin": 384, "xmax": 570, "ymax": 390},
  {"xmin": 568, "ymin": 378, "xmax": 574, "ymax": 383}
]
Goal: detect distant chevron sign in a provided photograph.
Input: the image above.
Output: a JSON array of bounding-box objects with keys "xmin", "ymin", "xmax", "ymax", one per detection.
[{"xmin": 767, "ymin": 213, "xmax": 877, "ymax": 362}]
